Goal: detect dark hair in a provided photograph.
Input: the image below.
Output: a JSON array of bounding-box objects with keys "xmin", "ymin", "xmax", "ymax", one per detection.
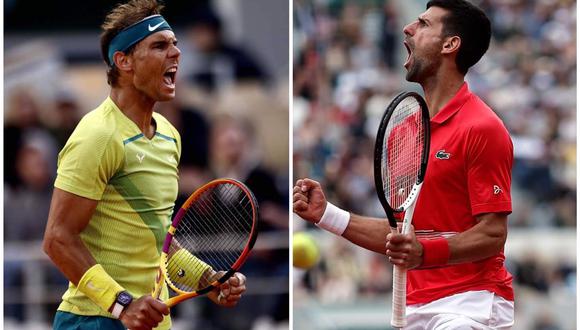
[
  {"xmin": 426, "ymin": 0, "xmax": 491, "ymax": 74},
  {"xmin": 100, "ymin": 0, "xmax": 164, "ymax": 86}
]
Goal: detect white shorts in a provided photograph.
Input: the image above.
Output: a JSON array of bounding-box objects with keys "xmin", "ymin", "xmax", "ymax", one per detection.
[{"xmin": 404, "ymin": 290, "xmax": 514, "ymax": 330}]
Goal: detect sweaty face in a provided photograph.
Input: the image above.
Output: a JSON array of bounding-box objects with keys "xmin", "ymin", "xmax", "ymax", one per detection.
[
  {"xmin": 402, "ymin": 7, "xmax": 447, "ymax": 83},
  {"xmin": 130, "ymin": 30, "xmax": 181, "ymax": 101}
]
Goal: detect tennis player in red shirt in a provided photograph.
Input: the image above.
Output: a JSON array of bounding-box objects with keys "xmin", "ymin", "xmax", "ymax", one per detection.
[{"xmin": 293, "ymin": 0, "xmax": 514, "ymax": 328}]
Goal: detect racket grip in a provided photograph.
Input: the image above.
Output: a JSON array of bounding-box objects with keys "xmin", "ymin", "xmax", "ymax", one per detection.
[{"xmin": 391, "ymin": 265, "xmax": 407, "ymax": 328}]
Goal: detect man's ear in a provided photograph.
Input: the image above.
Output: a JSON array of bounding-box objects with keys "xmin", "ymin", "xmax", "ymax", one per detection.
[
  {"xmin": 441, "ymin": 35, "xmax": 461, "ymax": 55},
  {"xmin": 112, "ymin": 51, "xmax": 132, "ymax": 72}
]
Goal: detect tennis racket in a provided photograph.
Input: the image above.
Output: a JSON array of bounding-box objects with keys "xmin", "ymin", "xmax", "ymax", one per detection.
[
  {"xmin": 373, "ymin": 91, "xmax": 430, "ymax": 328},
  {"xmin": 152, "ymin": 178, "xmax": 259, "ymax": 307}
]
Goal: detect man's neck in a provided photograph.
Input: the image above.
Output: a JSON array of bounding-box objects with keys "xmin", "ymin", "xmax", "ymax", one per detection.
[
  {"xmin": 110, "ymin": 87, "xmax": 156, "ymax": 138},
  {"xmin": 421, "ymin": 69, "xmax": 465, "ymax": 118}
]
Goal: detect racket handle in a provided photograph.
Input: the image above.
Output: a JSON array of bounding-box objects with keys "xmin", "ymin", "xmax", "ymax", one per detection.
[
  {"xmin": 391, "ymin": 265, "xmax": 407, "ymax": 328},
  {"xmin": 164, "ymin": 291, "xmax": 201, "ymax": 308}
]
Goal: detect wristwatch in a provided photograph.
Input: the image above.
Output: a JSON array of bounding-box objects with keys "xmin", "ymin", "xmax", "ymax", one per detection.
[{"xmin": 111, "ymin": 291, "xmax": 133, "ymax": 319}]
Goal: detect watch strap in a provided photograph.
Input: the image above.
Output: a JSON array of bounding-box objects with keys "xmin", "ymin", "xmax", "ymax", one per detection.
[
  {"xmin": 111, "ymin": 291, "xmax": 132, "ymax": 319},
  {"xmin": 111, "ymin": 302, "xmax": 124, "ymax": 319}
]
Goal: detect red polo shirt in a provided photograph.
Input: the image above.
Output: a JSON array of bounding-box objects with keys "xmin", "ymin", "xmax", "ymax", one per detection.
[{"xmin": 407, "ymin": 83, "xmax": 514, "ymax": 305}]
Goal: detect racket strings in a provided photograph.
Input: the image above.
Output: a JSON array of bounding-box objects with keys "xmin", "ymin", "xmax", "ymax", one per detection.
[
  {"xmin": 179, "ymin": 185, "xmax": 252, "ymax": 260},
  {"xmin": 185, "ymin": 192, "xmax": 250, "ymax": 249},
  {"xmin": 180, "ymin": 194, "xmax": 251, "ymax": 266},
  {"xmin": 167, "ymin": 195, "xmax": 251, "ymax": 291},
  {"xmin": 165, "ymin": 183, "xmax": 254, "ymax": 292},
  {"xmin": 382, "ymin": 97, "xmax": 425, "ymax": 209}
]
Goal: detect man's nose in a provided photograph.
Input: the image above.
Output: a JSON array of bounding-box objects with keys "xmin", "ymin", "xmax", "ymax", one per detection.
[{"xmin": 403, "ymin": 21, "xmax": 416, "ymax": 37}]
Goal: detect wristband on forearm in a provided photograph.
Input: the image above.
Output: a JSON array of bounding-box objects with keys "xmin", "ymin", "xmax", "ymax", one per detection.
[
  {"xmin": 315, "ymin": 202, "xmax": 350, "ymax": 236},
  {"xmin": 77, "ymin": 264, "xmax": 125, "ymax": 312},
  {"xmin": 419, "ymin": 237, "xmax": 450, "ymax": 268}
]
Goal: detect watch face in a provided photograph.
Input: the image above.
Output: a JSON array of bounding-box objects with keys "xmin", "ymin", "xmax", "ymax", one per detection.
[{"xmin": 118, "ymin": 292, "xmax": 133, "ymax": 306}]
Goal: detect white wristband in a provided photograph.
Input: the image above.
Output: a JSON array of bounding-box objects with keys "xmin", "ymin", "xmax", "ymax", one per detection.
[{"xmin": 316, "ymin": 202, "xmax": 350, "ymax": 236}]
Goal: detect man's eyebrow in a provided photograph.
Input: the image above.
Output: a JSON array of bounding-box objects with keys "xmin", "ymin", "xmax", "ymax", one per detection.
[
  {"xmin": 418, "ymin": 16, "xmax": 431, "ymax": 25},
  {"xmin": 150, "ymin": 39, "xmax": 168, "ymax": 46},
  {"xmin": 151, "ymin": 37, "xmax": 177, "ymax": 45}
]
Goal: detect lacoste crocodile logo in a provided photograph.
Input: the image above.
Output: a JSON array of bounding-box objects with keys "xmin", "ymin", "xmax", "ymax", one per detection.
[{"xmin": 435, "ymin": 150, "xmax": 451, "ymax": 160}]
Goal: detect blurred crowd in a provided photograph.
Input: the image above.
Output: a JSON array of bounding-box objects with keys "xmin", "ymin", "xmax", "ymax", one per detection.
[
  {"xmin": 5, "ymin": 3, "xmax": 289, "ymax": 329},
  {"xmin": 293, "ymin": 0, "xmax": 575, "ymax": 329}
]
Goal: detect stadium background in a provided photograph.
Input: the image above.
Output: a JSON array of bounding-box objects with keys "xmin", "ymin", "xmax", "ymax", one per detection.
[
  {"xmin": 293, "ymin": 0, "xmax": 576, "ymax": 329},
  {"xmin": 4, "ymin": 1, "xmax": 289, "ymax": 329}
]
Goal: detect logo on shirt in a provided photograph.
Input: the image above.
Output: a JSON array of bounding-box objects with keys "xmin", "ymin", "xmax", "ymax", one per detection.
[
  {"xmin": 493, "ymin": 185, "xmax": 502, "ymax": 195},
  {"xmin": 435, "ymin": 150, "xmax": 451, "ymax": 160},
  {"xmin": 86, "ymin": 281, "xmax": 103, "ymax": 292},
  {"xmin": 136, "ymin": 153, "xmax": 146, "ymax": 163}
]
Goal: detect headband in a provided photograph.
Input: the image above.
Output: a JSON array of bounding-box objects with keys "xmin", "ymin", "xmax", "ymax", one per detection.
[{"xmin": 108, "ymin": 14, "xmax": 172, "ymax": 66}]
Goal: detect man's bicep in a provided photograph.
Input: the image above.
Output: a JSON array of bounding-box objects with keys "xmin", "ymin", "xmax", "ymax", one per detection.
[{"xmin": 46, "ymin": 188, "xmax": 99, "ymax": 235}]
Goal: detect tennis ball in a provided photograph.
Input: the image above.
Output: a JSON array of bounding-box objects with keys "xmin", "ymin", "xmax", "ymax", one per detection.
[{"xmin": 293, "ymin": 232, "xmax": 320, "ymax": 269}]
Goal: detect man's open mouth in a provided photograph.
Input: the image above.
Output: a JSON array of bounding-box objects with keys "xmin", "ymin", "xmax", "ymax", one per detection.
[
  {"xmin": 404, "ymin": 40, "xmax": 413, "ymax": 68},
  {"xmin": 164, "ymin": 67, "xmax": 177, "ymax": 86}
]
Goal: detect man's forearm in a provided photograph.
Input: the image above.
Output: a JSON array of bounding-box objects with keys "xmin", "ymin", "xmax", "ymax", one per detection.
[
  {"xmin": 43, "ymin": 231, "xmax": 97, "ymax": 285},
  {"xmin": 444, "ymin": 213, "xmax": 507, "ymax": 265},
  {"xmin": 43, "ymin": 188, "xmax": 99, "ymax": 285},
  {"xmin": 341, "ymin": 214, "xmax": 392, "ymax": 255},
  {"xmin": 447, "ymin": 228, "xmax": 506, "ymax": 265}
]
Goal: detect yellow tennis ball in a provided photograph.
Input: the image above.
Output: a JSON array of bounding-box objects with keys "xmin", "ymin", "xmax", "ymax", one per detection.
[{"xmin": 293, "ymin": 232, "xmax": 320, "ymax": 269}]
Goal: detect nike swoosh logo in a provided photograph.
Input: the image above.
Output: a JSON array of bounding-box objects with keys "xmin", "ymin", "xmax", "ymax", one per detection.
[{"xmin": 148, "ymin": 22, "xmax": 164, "ymax": 31}]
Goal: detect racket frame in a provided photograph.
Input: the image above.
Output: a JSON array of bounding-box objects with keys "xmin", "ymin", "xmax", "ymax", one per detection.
[
  {"xmin": 373, "ymin": 91, "xmax": 430, "ymax": 228},
  {"xmin": 373, "ymin": 91, "xmax": 430, "ymax": 328},
  {"xmin": 152, "ymin": 178, "xmax": 258, "ymax": 307}
]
